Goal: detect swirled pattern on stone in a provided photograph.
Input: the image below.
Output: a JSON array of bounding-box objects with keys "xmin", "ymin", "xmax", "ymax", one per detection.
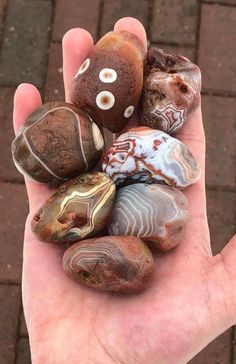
[
  {"xmin": 108, "ymin": 184, "xmax": 188, "ymax": 251},
  {"xmin": 102, "ymin": 126, "xmax": 201, "ymax": 188},
  {"xmin": 62, "ymin": 236, "xmax": 155, "ymax": 292},
  {"xmin": 12, "ymin": 102, "xmax": 104, "ymax": 184},
  {"xmin": 141, "ymin": 47, "xmax": 201, "ymax": 134},
  {"xmin": 32, "ymin": 172, "xmax": 115, "ymax": 244},
  {"xmin": 71, "ymin": 31, "xmax": 146, "ymax": 133}
]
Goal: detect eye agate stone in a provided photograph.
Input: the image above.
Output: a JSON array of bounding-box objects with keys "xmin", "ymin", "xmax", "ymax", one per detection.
[
  {"xmin": 32, "ymin": 172, "xmax": 115, "ymax": 244},
  {"xmin": 102, "ymin": 127, "xmax": 201, "ymax": 188},
  {"xmin": 63, "ymin": 236, "xmax": 155, "ymax": 293},
  {"xmin": 71, "ymin": 31, "xmax": 146, "ymax": 133},
  {"xmin": 108, "ymin": 184, "xmax": 188, "ymax": 251},
  {"xmin": 12, "ymin": 102, "xmax": 104, "ymax": 184},
  {"xmin": 141, "ymin": 47, "xmax": 201, "ymax": 134}
]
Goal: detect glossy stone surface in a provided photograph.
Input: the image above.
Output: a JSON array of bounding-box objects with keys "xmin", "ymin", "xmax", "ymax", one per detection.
[
  {"xmin": 12, "ymin": 102, "xmax": 104, "ymax": 184},
  {"xmin": 102, "ymin": 126, "xmax": 201, "ymax": 188},
  {"xmin": 71, "ymin": 31, "xmax": 146, "ymax": 133},
  {"xmin": 141, "ymin": 47, "xmax": 201, "ymax": 134},
  {"xmin": 32, "ymin": 172, "xmax": 115, "ymax": 244},
  {"xmin": 62, "ymin": 236, "xmax": 155, "ymax": 292},
  {"xmin": 108, "ymin": 184, "xmax": 188, "ymax": 251}
]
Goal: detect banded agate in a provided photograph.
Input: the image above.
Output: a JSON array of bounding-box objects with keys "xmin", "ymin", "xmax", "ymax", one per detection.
[
  {"xmin": 71, "ymin": 31, "xmax": 146, "ymax": 133},
  {"xmin": 12, "ymin": 102, "xmax": 104, "ymax": 184},
  {"xmin": 142, "ymin": 47, "xmax": 201, "ymax": 133},
  {"xmin": 32, "ymin": 172, "xmax": 115, "ymax": 244},
  {"xmin": 102, "ymin": 126, "xmax": 201, "ymax": 188},
  {"xmin": 62, "ymin": 236, "xmax": 155, "ymax": 292},
  {"xmin": 108, "ymin": 184, "xmax": 188, "ymax": 251}
]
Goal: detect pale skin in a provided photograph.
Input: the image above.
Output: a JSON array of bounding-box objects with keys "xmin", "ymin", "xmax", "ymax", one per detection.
[{"xmin": 13, "ymin": 18, "xmax": 236, "ymax": 364}]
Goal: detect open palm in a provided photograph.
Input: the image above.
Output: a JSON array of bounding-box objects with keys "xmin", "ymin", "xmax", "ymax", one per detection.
[{"xmin": 13, "ymin": 18, "xmax": 236, "ymax": 364}]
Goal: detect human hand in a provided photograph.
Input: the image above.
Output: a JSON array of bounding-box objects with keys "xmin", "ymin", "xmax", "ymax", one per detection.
[{"xmin": 13, "ymin": 17, "xmax": 236, "ymax": 364}]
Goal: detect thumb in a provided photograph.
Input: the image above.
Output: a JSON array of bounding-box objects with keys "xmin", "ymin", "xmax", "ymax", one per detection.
[
  {"xmin": 219, "ymin": 234, "xmax": 236, "ymax": 283},
  {"xmin": 210, "ymin": 233, "xmax": 236, "ymax": 329}
]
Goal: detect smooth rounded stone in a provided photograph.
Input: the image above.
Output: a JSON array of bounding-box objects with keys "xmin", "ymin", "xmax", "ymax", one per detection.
[
  {"xmin": 71, "ymin": 31, "xmax": 146, "ymax": 133},
  {"xmin": 12, "ymin": 102, "xmax": 104, "ymax": 184},
  {"xmin": 108, "ymin": 184, "xmax": 189, "ymax": 251},
  {"xmin": 32, "ymin": 172, "xmax": 115, "ymax": 244},
  {"xmin": 62, "ymin": 236, "xmax": 155, "ymax": 293},
  {"xmin": 141, "ymin": 47, "xmax": 201, "ymax": 134},
  {"xmin": 102, "ymin": 126, "xmax": 201, "ymax": 188}
]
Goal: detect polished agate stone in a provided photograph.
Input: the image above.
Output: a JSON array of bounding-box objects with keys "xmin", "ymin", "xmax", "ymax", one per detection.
[
  {"xmin": 12, "ymin": 102, "xmax": 104, "ymax": 184},
  {"xmin": 71, "ymin": 31, "xmax": 146, "ymax": 133},
  {"xmin": 108, "ymin": 184, "xmax": 188, "ymax": 251},
  {"xmin": 62, "ymin": 236, "xmax": 155, "ymax": 292},
  {"xmin": 32, "ymin": 172, "xmax": 115, "ymax": 244},
  {"xmin": 141, "ymin": 47, "xmax": 201, "ymax": 134},
  {"xmin": 102, "ymin": 126, "xmax": 201, "ymax": 188}
]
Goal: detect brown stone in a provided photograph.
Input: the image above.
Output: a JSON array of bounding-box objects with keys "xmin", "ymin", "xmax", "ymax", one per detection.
[
  {"xmin": 189, "ymin": 329, "xmax": 232, "ymax": 364},
  {"xmin": 151, "ymin": 0, "xmax": 198, "ymax": 45},
  {"xmin": 199, "ymin": 4, "xmax": 236, "ymax": 93},
  {"xmin": 151, "ymin": 44, "xmax": 196, "ymax": 63},
  {"xmin": 101, "ymin": 0, "xmax": 149, "ymax": 37},
  {"xmin": 0, "ymin": 87, "xmax": 24, "ymax": 183},
  {"xmin": 202, "ymin": 95, "xmax": 236, "ymax": 188},
  {"xmin": 53, "ymin": 0, "xmax": 100, "ymax": 41},
  {"xmin": 44, "ymin": 43, "xmax": 64, "ymax": 102},
  {"xmin": 207, "ymin": 190, "xmax": 236, "ymax": 255},
  {"xmin": 0, "ymin": 284, "xmax": 21, "ymax": 364},
  {"xmin": 0, "ymin": 182, "xmax": 28, "ymax": 281},
  {"xmin": 16, "ymin": 338, "xmax": 31, "ymax": 364}
]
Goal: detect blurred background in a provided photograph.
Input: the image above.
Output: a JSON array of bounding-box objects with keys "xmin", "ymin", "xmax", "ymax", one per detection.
[{"xmin": 0, "ymin": 0, "xmax": 235, "ymax": 363}]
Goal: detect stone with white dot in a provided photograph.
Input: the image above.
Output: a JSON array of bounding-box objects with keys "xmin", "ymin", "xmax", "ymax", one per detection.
[
  {"xmin": 96, "ymin": 91, "xmax": 115, "ymax": 110},
  {"xmin": 99, "ymin": 68, "xmax": 117, "ymax": 83},
  {"xmin": 74, "ymin": 58, "xmax": 90, "ymax": 78},
  {"xmin": 124, "ymin": 105, "xmax": 134, "ymax": 118}
]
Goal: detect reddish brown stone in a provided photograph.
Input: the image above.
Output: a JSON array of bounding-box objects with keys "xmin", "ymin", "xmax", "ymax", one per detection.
[
  {"xmin": 151, "ymin": 0, "xmax": 198, "ymax": 45},
  {"xmin": 44, "ymin": 43, "xmax": 64, "ymax": 102},
  {"xmin": 53, "ymin": 0, "xmax": 100, "ymax": 41},
  {"xmin": 0, "ymin": 88, "xmax": 24, "ymax": 183},
  {"xmin": 19, "ymin": 311, "xmax": 28, "ymax": 337},
  {"xmin": 189, "ymin": 329, "xmax": 232, "ymax": 364},
  {"xmin": 207, "ymin": 190, "xmax": 236, "ymax": 255},
  {"xmin": 0, "ymin": 182, "xmax": 28, "ymax": 281},
  {"xmin": 0, "ymin": 284, "xmax": 21, "ymax": 364},
  {"xmin": 199, "ymin": 4, "xmax": 236, "ymax": 93},
  {"xmin": 16, "ymin": 338, "xmax": 31, "ymax": 364},
  {"xmin": 101, "ymin": 0, "xmax": 149, "ymax": 37},
  {"xmin": 202, "ymin": 95, "xmax": 236, "ymax": 188},
  {"xmin": 151, "ymin": 44, "xmax": 196, "ymax": 63}
]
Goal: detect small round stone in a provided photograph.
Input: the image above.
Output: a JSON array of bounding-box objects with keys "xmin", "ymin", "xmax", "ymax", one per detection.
[
  {"xmin": 31, "ymin": 172, "xmax": 116, "ymax": 244},
  {"xmin": 124, "ymin": 105, "xmax": 134, "ymax": 118},
  {"xmin": 99, "ymin": 68, "xmax": 117, "ymax": 83},
  {"xmin": 12, "ymin": 102, "xmax": 104, "ymax": 184},
  {"xmin": 96, "ymin": 91, "xmax": 115, "ymax": 110},
  {"xmin": 74, "ymin": 58, "xmax": 90, "ymax": 78},
  {"xmin": 62, "ymin": 236, "xmax": 155, "ymax": 292}
]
